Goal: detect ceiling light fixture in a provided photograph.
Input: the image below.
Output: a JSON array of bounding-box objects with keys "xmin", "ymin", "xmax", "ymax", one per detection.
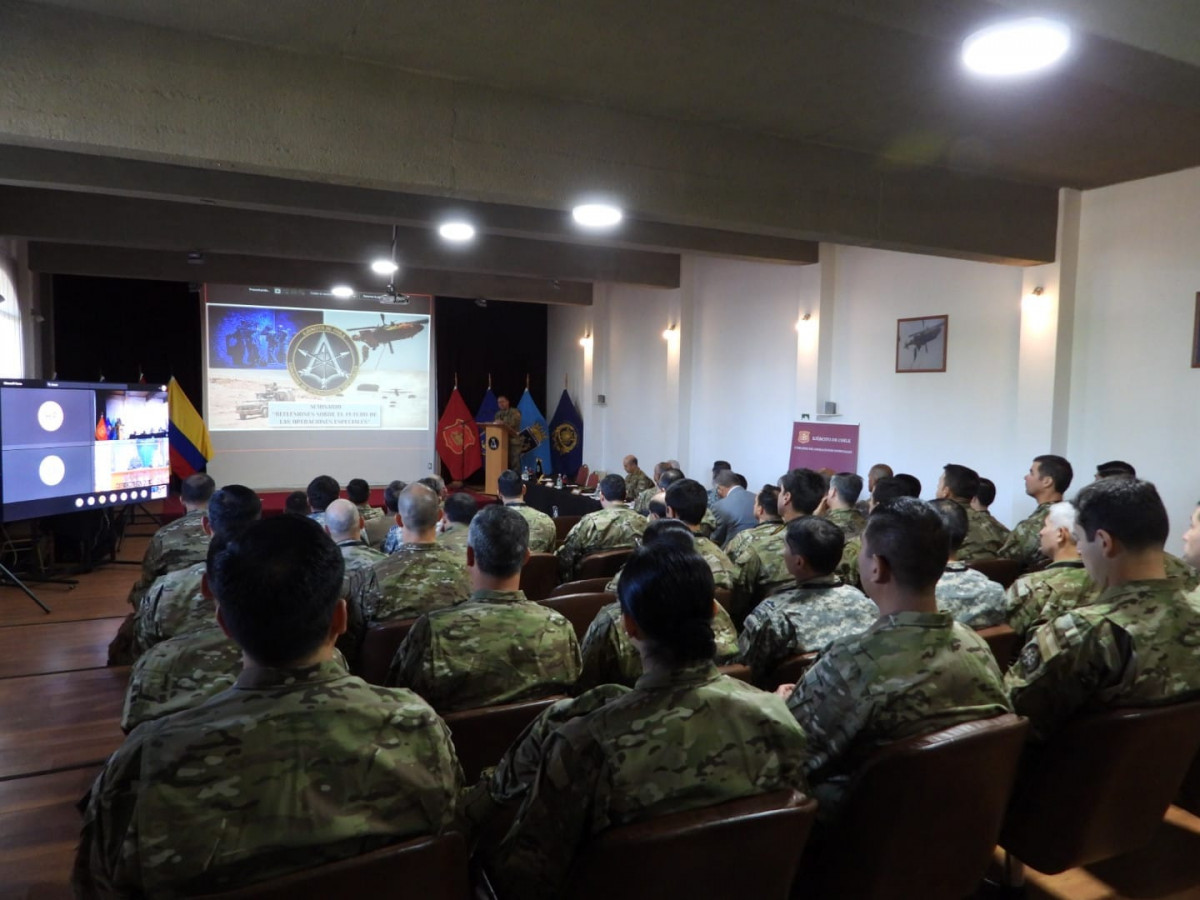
[
  {"xmin": 371, "ymin": 259, "xmax": 399, "ymax": 275},
  {"xmin": 331, "ymin": 285, "xmax": 355, "ymax": 299},
  {"xmin": 962, "ymin": 18, "xmax": 1070, "ymax": 76},
  {"xmin": 572, "ymin": 203, "xmax": 623, "ymax": 228},
  {"xmin": 439, "ymin": 221, "xmax": 476, "ymax": 242}
]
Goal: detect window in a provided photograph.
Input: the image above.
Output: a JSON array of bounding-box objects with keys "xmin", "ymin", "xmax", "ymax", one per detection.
[{"xmin": 0, "ymin": 258, "xmax": 22, "ymax": 377}]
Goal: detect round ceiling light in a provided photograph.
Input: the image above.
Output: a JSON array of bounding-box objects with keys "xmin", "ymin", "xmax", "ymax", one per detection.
[
  {"xmin": 371, "ymin": 259, "xmax": 399, "ymax": 275},
  {"xmin": 572, "ymin": 203, "xmax": 623, "ymax": 228},
  {"xmin": 962, "ymin": 18, "xmax": 1070, "ymax": 76},
  {"xmin": 438, "ymin": 221, "xmax": 476, "ymax": 242},
  {"xmin": 330, "ymin": 285, "xmax": 355, "ymax": 299}
]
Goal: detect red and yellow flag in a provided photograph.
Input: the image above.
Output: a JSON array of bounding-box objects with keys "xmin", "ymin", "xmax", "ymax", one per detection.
[{"xmin": 437, "ymin": 388, "xmax": 483, "ymax": 481}]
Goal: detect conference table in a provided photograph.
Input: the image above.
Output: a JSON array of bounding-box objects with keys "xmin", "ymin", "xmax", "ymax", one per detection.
[{"xmin": 521, "ymin": 483, "xmax": 602, "ymax": 517}]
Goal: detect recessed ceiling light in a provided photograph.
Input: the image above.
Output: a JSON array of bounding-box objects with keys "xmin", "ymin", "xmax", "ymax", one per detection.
[
  {"xmin": 371, "ymin": 259, "xmax": 399, "ymax": 275},
  {"xmin": 572, "ymin": 203, "xmax": 623, "ymax": 228},
  {"xmin": 962, "ymin": 18, "xmax": 1070, "ymax": 76},
  {"xmin": 438, "ymin": 222, "xmax": 476, "ymax": 242},
  {"xmin": 331, "ymin": 285, "xmax": 355, "ymax": 299}
]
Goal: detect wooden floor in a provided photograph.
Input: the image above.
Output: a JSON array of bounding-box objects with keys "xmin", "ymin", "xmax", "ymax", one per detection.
[{"xmin": 1, "ymin": 530, "xmax": 1199, "ymax": 898}]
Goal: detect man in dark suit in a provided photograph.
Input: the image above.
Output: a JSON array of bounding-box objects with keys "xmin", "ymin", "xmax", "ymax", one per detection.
[{"xmin": 711, "ymin": 470, "xmax": 757, "ymax": 547}]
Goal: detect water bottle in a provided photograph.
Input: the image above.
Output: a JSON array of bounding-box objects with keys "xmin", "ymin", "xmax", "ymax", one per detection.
[
  {"xmin": 552, "ymin": 505, "xmax": 559, "ymax": 518},
  {"xmin": 556, "ymin": 473, "xmax": 563, "ymax": 489}
]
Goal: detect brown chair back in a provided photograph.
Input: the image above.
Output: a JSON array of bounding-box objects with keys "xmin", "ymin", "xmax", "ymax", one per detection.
[
  {"xmin": 540, "ymin": 592, "xmax": 614, "ymax": 641},
  {"xmin": 1176, "ymin": 746, "xmax": 1200, "ymax": 817},
  {"xmin": 766, "ymin": 652, "xmax": 819, "ymax": 689},
  {"xmin": 718, "ymin": 663, "xmax": 753, "ymax": 684},
  {"xmin": 714, "ymin": 586, "xmax": 733, "ymax": 610},
  {"xmin": 442, "ymin": 697, "xmax": 563, "ymax": 783},
  {"xmin": 191, "ymin": 831, "xmax": 469, "ymax": 899},
  {"xmin": 567, "ymin": 790, "xmax": 817, "ymax": 900},
  {"xmin": 796, "ymin": 713, "xmax": 1029, "ymax": 900},
  {"xmin": 976, "ymin": 624, "xmax": 1021, "ymax": 672},
  {"xmin": 577, "ymin": 548, "xmax": 633, "ymax": 579},
  {"xmin": 358, "ymin": 618, "xmax": 416, "ymax": 685},
  {"xmin": 575, "ymin": 464, "xmax": 590, "ymax": 487},
  {"xmin": 554, "ymin": 515, "xmax": 581, "ymax": 546},
  {"xmin": 1000, "ymin": 699, "xmax": 1200, "ymax": 874},
  {"xmin": 519, "ymin": 552, "xmax": 560, "ymax": 602},
  {"xmin": 965, "ymin": 557, "xmax": 1025, "ymax": 588},
  {"xmin": 585, "ymin": 471, "xmax": 600, "ymax": 490},
  {"xmin": 550, "ymin": 577, "xmax": 612, "ymax": 598}
]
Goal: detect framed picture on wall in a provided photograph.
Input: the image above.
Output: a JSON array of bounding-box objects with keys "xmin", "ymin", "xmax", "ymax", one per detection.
[
  {"xmin": 896, "ymin": 315, "xmax": 949, "ymax": 373},
  {"xmin": 1193, "ymin": 293, "xmax": 1200, "ymax": 368}
]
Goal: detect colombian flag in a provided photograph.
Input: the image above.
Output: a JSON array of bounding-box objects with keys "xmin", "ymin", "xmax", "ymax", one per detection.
[{"xmin": 168, "ymin": 378, "xmax": 214, "ymax": 478}]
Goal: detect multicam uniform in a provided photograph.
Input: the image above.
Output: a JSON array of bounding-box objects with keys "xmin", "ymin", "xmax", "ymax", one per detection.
[
  {"xmin": 555, "ymin": 505, "xmax": 647, "ymax": 581},
  {"xmin": 368, "ymin": 542, "xmax": 470, "ymax": 623},
  {"xmin": 505, "ymin": 502, "xmax": 558, "ymax": 553},
  {"xmin": 975, "ymin": 509, "xmax": 1011, "ymax": 546},
  {"xmin": 730, "ymin": 526, "xmax": 793, "ymax": 626},
  {"xmin": 957, "ymin": 500, "xmax": 1005, "ymax": 562},
  {"xmin": 1004, "ymin": 560, "xmax": 1094, "ymax": 639},
  {"xmin": 124, "ymin": 509, "xmax": 210, "ymax": 610},
  {"xmin": 436, "ymin": 524, "xmax": 471, "ymax": 559},
  {"xmin": 835, "ymin": 536, "xmax": 862, "ymax": 591},
  {"xmin": 494, "ymin": 407, "xmax": 523, "ymax": 472},
  {"xmin": 823, "ymin": 507, "xmax": 866, "ymax": 539},
  {"xmin": 935, "ymin": 562, "xmax": 1006, "ymax": 629},
  {"xmin": 998, "ymin": 501, "xmax": 1053, "ymax": 570},
  {"xmin": 624, "ymin": 469, "xmax": 654, "ymax": 501},
  {"xmin": 133, "ymin": 563, "xmax": 209, "ymax": 658}
]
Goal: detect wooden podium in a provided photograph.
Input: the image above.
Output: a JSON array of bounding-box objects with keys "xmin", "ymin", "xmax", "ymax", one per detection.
[{"xmin": 482, "ymin": 423, "xmax": 510, "ymax": 495}]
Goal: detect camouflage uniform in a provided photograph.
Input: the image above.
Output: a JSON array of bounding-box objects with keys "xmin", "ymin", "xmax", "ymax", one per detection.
[
  {"xmin": 604, "ymin": 532, "xmax": 735, "ymax": 594},
  {"xmin": 368, "ymin": 542, "xmax": 470, "ymax": 624},
  {"xmin": 1004, "ymin": 560, "xmax": 1094, "ymax": 639},
  {"xmin": 723, "ymin": 519, "xmax": 784, "ymax": 569},
  {"xmin": 935, "ymin": 562, "xmax": 1006, "ymax": 629},
  {"xmin": 824, "ymin": 507, "xmax": 866, "ymax": 539},
  {"xmin": 337, "ymin": 538, "xmax": 386, "ymax": 575},
  {"xmin": 730, "ymin": 527, "xmax": 793, "ymax": 626},
  {"xmin": 1166, "ymin": 552, "xmax": 1200, "ymax": 591},
  {"xmin": 75, "ymin": 660, "xmax": 463, "ymax": 897},
  {"xmin": 697, "ymin": 507, "xmax": 719, "ymax": 539},
  {"xmin": 505, "ymin": 502, "xmax": 557, "ymax": 553},
  {"xmin": 495, "ymin": 407, "xmax": 523, "ymax": 471},
  {"xmin": 977, "ymin": 509, "xmax": 1011, "ymax": 545},
  {"xmin": 624, "ymin": 468, "xmax": 654, "ymax": 501},
  {"xmin": 632, "ymin": 486, "xmax": 658, "ymax": 515},
  {"xmin": 436, "ymin": 523, "xmax": 471, "ymax": 559},
  {"xmin": 133, "ymin": 562, "xmax": 210, "ymax": 658},
  {"xmin": 480, "ymin": 662, "xmax": 810, "ymax": 900},
  {"xmin": 835, "ymin": 536, "xmax": 862, "ymax": 590},
  {"xmin": 738, "ymin": 577, "xmax": 877, "ymax": 682},
  {"xmin": 387, "ymin": 589, "xmax": 581, "ymax": 711},
  {"xmin": 1005, "ymin": 577, "xmax": 1200, "ymax": 740},
  {"xmin": 555, "ymin": 505, "xmax": 648, "ymax": 580},
  {"xmin": 381, "ymin": 523, "xmax": 403, "ymax": 555},
  {"xmin": 787, "ymin": 611, "xmax": 1011, "ymax": 819},
  {"xmin": 998, "ymin": 501, "xmax": 1052, "ymax": 569},
  {"xmin": 125, "ymin": 509, "xmax": 209, "ymax": 609},
  {"xmin": 356, "ymin": 502, "xmax": 385, "ymax": 522},
  {"xmin": 956, "ymin": 498, "xmax": 1004, "ymax": 562}
]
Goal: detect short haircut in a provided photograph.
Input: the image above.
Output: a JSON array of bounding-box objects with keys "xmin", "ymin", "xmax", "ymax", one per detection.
[
  {"xmin": 1034, "ymin": 454, "xmax": 1074, "ymax": 493},
  {"xmin": 778, "ymin": 468, "xmax": 826, "ymax": 515},
  {"xmin": 599, "ymin": 473, "xmax": 627, "ymax": 502},
  {"xmin": 397, "ymin": 483, "xmax": 441, "ymax": 531},
  {"xmin": 1073, "ymin": 477, "xmax": 1168, "ymax": 552},
  {"xmin": 209, "ymin": 516, "xmax": 345, "ymax": 667},
  {"xmin": 497, "ymin": 469, "xmax": 523, "ymax": 499},
  {"xmin": 180, "ymin": 472, "xmax": 216, "ymax": 505},
  {"xmin": 658, "ymin": 468, "xmax": 685, "ymax": 489},
  {"xmin": 346, "ymin": 478, "xmax": 371, "ymax": 504},
  {"xmin": 714, "ymin": 470, "xmax": 740, "ymax": 490},
  {"xmin": 863, "ymin": 497, "xmax": 948, "ymax": 591},
  {"xmin": 928, "ymin": 498, "xmax": 967, "ymax": 552},
  {"xmin": 975, "ymin": 477, "xmax": 997, "ymax": 507},
  {"xmin": 1045, "ymin": 501, "xmax": 1077, "ymax": 534},
  {"xmin": 872, "ymin": 477, "xmax": 911, "ymax": 506},
  {"xmin": 323, "ymin": 498, "xmax": 360, "ymax": 536},
  {"xmin": 444, "ymin": 492, "xmax": 478, "ymax": 525},
  {"xmin": 383, "ymin": 480, "xmax": 407, "ymax": 513},
  {"xmin": 419, "ymin": 475, "xmax": 446, "ymax": 496},
  {"xmin": 665, "ymin": 478, "xmax": 708, "ymax": 526},
  {"xmin": 205, "ymin": 485, "xmax": 262, "ymax": 539},
  {"xmin": 284, "ymin": 490, "xmax": 311, "ymax": 516},
  {"xmin": 941, "ymin": 464, "xmax": 980, "ymax": 501},
  {"xmin": 618, "ymin": 544, "xmax": 715, "ymax": 664},
  {"xmin": 868, "ymin": 463, "xmax": 893, "ymax": 482},
  {"xmin": 894, "ymin": 473, "xmax": 922, "ymax": 498},
  {"xmin": 648, "ymin": 498, "xmax": 668, "ymax": 519},
  {"xmin": 757, "ymin": 485, "xmax": 780, "ymax": 518},
  {"xmin": 642, "ymin": 517, "xmax": 695, "ymax": 551},
  {"xmin": 784, "ymin": 516, "xmax": 845, "ymax": 575},
  {"xmin": 1096, "ymin": 460, "xmax": 1136, "ymax": 479},
  {"xmin": 468, "ymin": 504, "xmax": 529, "ymax": 577},
  {"xmin": 733, "ymin": 472, "xmax": 748, "ymax": 489},
  {"xmin": 830, "ymin": 472, "xmax": 864, "ymax": 506},
  {"xmin": 712, "ymin": 460, "xmax": 731, "ymax": 474},
  {"xmin": 627, "ymin": 454, "xmax": 639, "ymax": 466},
  {"xmin": 306, "ymin": 475, "xmax": 340, "ymax": 512}
]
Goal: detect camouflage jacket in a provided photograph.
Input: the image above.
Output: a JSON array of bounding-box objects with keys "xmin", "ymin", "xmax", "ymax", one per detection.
[
  {"xmin": 998, "ymin": 501, "xmax": 1052, "ymax": 569},
  {"xmin": 835, "ymin": 536, "xmax": 862, "ymax": 590},
  {"xmin": 632, "ymin": 486, "xmax": 658, "ymax": 515},
  {"xmin": 787, "ymin": 610, "xmax": 1011, "ymax": 819},
  {"xmin": 125, "ymin": 509, "xmax": 209, "ymax": 609},
  {"xmin": 953, "ymin": 498, "xmax": 1003, "ymax": 562},
  {"xmin": 1005, "ymin": 577, "xmax": 1200, "ymax": 740},
  {"xmin": 935, "ymin": 563, "xmax": 1006, "ymax": 629},
  {"xmin": 697, "ymin": 508, "xmax": 719, "ymax": 539},
  {"xmin": 577, "ymin": 600, "xmax": 740, "ymax": 690},
  {"xmin": 75, "ymin": 660, "xmax": 462, "ymax": 897},
  {"xmin": 1004, "ymin": 560, "xmax": 1094, "ymax": 639},
  {"xmin": 388, "ymin": 589, "xmax": 580, "ymax": 711},
  {"xmin": 495, "ymin": 407, "xmax": 523, "ymax": 463},
  {"xmin": 724, "ymin": 520, "xmax": 784, "ymax": 568},
  {"xmin": 505, "ymin": 502, "xmax": 558, "ymax": 553},
  {"xmin": 381, "ymin": 523, "xmax": 403, "ymax": 554},
  {"xmin": 436, "ymin": 523, "xmax": 471, "ymax": 559},
  {"xmin": 357, "ymin": 502, "xmax": 385, "ymax": 521},
  {"xmin": 133, "ymin": 562, "xmax": 210, "ymax": 658},
  {"xmin": 730, "ymin": 526, "xmax": 793, "ymax": 625},
  {"xmin": 604, "ymin": 532, "xmax": 735, "ymax": 594},
  {"xmin": 823, "ymin": 507, "xmax": 866, "ymax": 539},
  {"xmin": 368, "ymin": 542, "xmax": 470, "ymax": 624},
  {"xmin": 338, "ymin": 539, "xmax": 386, "ymax": 576},
  {"xmin": 483, "ymin": 662, "xmax": 810, "ymax": 900},
  {"xmin": 738, "ymin": 576, "xmax": 877, "ymax": 682},
  {"xmin": 1166, "ymin": 552, "xmax": 1200, "ymax": 591},
  {"xmin": 624, "ymin": 469, "xmax": 654, "ymax": 501},
  {"xmin": 555, "ymin": 505, "xmax": 648, "ymax": 580},
  {"xmin": 976, "ymin": 509, "xmax": 1011, "ymax": 544}
]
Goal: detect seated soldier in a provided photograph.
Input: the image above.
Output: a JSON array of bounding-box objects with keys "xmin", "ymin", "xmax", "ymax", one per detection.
[
  {"xmin": 578, "ymin": 519, "xmax": 740, "ymax": 690},
  {"xmin": 1004, "ymin": 501, "xmax": 1094, "ymax": 640},
  {"xmin": 820, "ymin": 472, "xmax": 866, "ymax": 538},
  {"xmin": 1005, "ymin": 478, "xmax": 1200, "ymax": 740},
  {"xmin": 379, "ymin": 479, "xmax": 408, "ymax": 553},
  {"xmin": 935, "ymin": 464, "xmax": 1002, "ymax": 561},
  {"xmin": 75, "ymin": 515, "xmax": 462, "ymax": 896},
  {"xmin": 325, "ymin": 498, "xmax": 386, "ymax": 575},
  {"xmin": 470, "ymin": 540, "xmax": 809, "ymax": 900},
  {"xmin": 739, "ymin": 517, "xmax": 876, "ymax": 683},
  {"xmin": 388, "ymin": 505, "xmax": 580, "ymax": 711},
  {"xmin": 834, "ymin": 475, "xmax": 918, "ymax": 589},
  {"xmin": 971, "ymin": 476, "xmax": 1011, "ymax": 543},
  {"xmin": 369, "ymin": 483, "xmax": 470, "ymax": 624},
  {"xmin": 283, "ymin": 490, "xmax": 310, "ymax": 516},
  {"xmin": 437, "ymin": 492, "xmax": 478, "ymax": 557},
  {"xmin": 780, "ymin": 497, "xmax": 1011, "ymax": 820},
  {"xmin": 305, "ymin": 474, "xmax": 340, "ymax": 527},
  {"xmin": 999, "ymin": 454, "xmax": 1073, "ymax": 570},
  {"xmin": 498, "ymin": 468, "xmax": 557, "ymax": 552},
  {"xmin": 555, "ymin": 473, "xmax": 647, "ymax": 581},
  {"xmin": 928, "ymin": 498, "xmax": 1006, "ymax": 629},
  {"xmin": 631, "ymin": 460, "xmax": 670, "ymax": 514},
  {"xmin": 723, "ymin": 485, "xmax": 784, "ymax": 572},
  {"xmin": 324, "ymin": 498, "xmax": 386, "ymax": 660},
  {"xmin": 346, "ymin": 477, "xmax": 383, "ymax": 521},
  {"xmin": 622, "ymin": 454, "xmax": 655, "ymax": 500}
]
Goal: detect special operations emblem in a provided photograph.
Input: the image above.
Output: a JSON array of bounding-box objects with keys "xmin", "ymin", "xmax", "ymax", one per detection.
[
  {"xmin": 552, "ymin": 422, "xmax": 579, "ymax": 454},
  {"xmin": 287, "ymin": 324, "xmax": 360, "ymax": 395}
]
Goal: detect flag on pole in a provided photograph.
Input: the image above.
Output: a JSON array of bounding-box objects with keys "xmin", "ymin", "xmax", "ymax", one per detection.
[
  {"xmin": 517, "ymin": 387, "xmax": 551, "ymax": 475},
  {"xmin": 168, "ymin": 377, "xmax": 214, "ymax": 479},
  {"xmin": 549, "ymin": 389, "xmax": 584, "ymax": 480},
  {"xmin": 475, "ymin": 380, "xmax": 499, "ymax": 457},
  {"xmin": 437, "ymin": 387, "xmax": 483, "ymax": 481}
]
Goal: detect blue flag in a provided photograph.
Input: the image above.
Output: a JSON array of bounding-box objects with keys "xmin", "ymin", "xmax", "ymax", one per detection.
[
  {"xmin": 475, "ymin": 387, "xmax": 499, "ymax": 457},
  {"xmin": 517, "ymin": 388, "xmax": 551, "ymax": 475},
  {"xmin": 549, "ymin": 389, "xmax": 584, "ymax": 479}
]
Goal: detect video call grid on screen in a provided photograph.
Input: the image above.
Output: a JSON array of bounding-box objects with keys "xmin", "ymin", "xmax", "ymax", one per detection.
[{"xmin": 0, "ymin": 379, "xmax": 170, "ymax": 523}]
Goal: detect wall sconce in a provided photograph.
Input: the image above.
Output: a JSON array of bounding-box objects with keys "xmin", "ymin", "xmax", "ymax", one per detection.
[
  {"xmin": 795, "ymin": 312, "xmax": 812, "ymax": 332},
  {"xmin": 662, "ymin": 325, "xmax": 679, "ymax": 341},
  {"xmin": 579, "ymin": 333, "xmax": 593, "ymax": 348}
]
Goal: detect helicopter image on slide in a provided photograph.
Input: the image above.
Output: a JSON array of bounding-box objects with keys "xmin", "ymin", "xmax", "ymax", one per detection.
[{"xmin": 347, "ymin": 314, "xmax": 426, "ymax": 361}]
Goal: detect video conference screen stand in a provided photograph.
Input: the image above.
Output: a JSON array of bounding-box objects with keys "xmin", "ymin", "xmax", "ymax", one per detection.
[{"xmin": 0, "ymin": 560, "xmax": 52, "ymax": 614}]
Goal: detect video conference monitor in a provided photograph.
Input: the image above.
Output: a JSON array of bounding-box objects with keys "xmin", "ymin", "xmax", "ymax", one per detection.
[{"xmin": 0, "ymin": 379, "xmax": 171, "ymax": 523}]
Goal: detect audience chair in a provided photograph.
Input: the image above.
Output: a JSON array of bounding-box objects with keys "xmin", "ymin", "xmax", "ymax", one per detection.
[
  {"xmin": 191, "ymin": 831, "xmax": 470, "ymax": 899},
  {"xmin": 577, "ymin": 548, "xmax": 633, "ymax": 579},
  {"xmin": 553, "ymin": 515, "xmax": 582, "ymax": 546},
  {"xmin": 363, "ymin": 514, "xmax": 394, "ymax": 550},
  {"xmin": 713, "ymin": 586, "xmax": 733, "ymax": 610},
  {"xmin": 976, "ymin": 624, "xmax": 1021, "ymax": 673},
  {"xmin": 550, "ymin": 577, "xmax": 612, "ymax": 598},
  {"xmin": 539, "ymin": 592, "xmax": 614, "ymax": 642},
  {"xmin": 794, "ymin": 713, "xmax": 1029, "ymax": 900},
  {"xmin": 765, "ymin": 652, "xmax": 819, "ymax": 690},
  {"xmin": 442, "ymin": 696, "xmax": 564, "ymax": 783},
  {"xmin": 965, "ymin": 558, "xmax": 1024, "ymax": 589},
  {"xmin": 585, "ymin": 471, "xmax": 601, "ymax": 491},
  {"xmin": 575, "ymin": 464, "xmax": 590, "ymax": 487},
  {"xmin": 357, "ymin": 618, "xmax": 417, "ymax": 685},
  {"xmin": 519, "ymin": 552, "xmax": 560, "ymax": 602},
  {"xmin": 999, "ymin": 699, "xmax": 1200, "ymax": 875}
]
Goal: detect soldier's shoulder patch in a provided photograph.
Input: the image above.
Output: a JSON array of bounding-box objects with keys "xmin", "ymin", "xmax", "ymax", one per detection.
[{"xmin": 1018, "ymin": 641, "xmax": 1042, "ymax": 673}]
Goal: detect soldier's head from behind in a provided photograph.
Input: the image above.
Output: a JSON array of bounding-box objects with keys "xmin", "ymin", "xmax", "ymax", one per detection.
[
  {"xmin": 657, "ymin": 468, "xmax": 685, "ymax": 491},
  {"xmin": 618, "ymin": 542, "xmax": 715, "ymax": 669},
  {"xmin": 444, "ymin": 492, "xmax": 478, "ymax": 528},
  {"xmin": 202, "ymin": 485, "xmax": 262, "ymax": 541},
  {"xmin": 1025, "ymin": 454, "xmax": 1073, "ymax": 501},
  {"xmin": 937, "ymin": 464, "xmax": 980, "ymax": 503},
  {"xmin": 598, "ymin": 473, "xmax": 628, "ymax": 505},
  {"xmin": 1039, "ymin": 501, "xmax": 1079, "ymax": 561},
  {"xmin": 870, "ymin": 476, "xmax": 918, "ymax": 513},
  {"xmin": 323, "ymin": 498, "xmax": 362, "ymax": 543},
  {"xmin": 826, "ymin": 472, "xmax": 863, "ymax": 510},
  {"xmin": 755, "ymin": 485, "xmax": 781, "ymax": 522},
  {"xmin": 419, "ymin": 475, "xmax": 447, "ymax": 500},
  {"xmin": 497, "ymin": 469, "xmax": 525, "ymax": 502},
  {"xmin": 1071, "ymin": 478, "xmax": 1169, "ymax": 585},
  {"xmin": 664, "ymin": 478, "xmax": 708, "ymax": 528},
  {"xmin": 894, "ymin": 473, "xmax": 922, "ymax": 498},
  {"xmin": 396, "ymin": 483, "xmax": 441, "ymax": 541},
  {"xmin": 1182, "ymin": 502, "xmax": 1200, "ymax": 570},
  {"xmin": 306, "ymin": 475, "xmax": 340, "ymax": 513},
  {"xmin": 467, "ymin": 504, "xmax": 530, "ymax": 587},
  {"xmin": 867, "ymin": 463, "xmax": 893, "ymax": 492},
  {"xmin": 1095, "ymin": 460, "xmax": 1136, "ymax": 481},
  {"xmin": 927, "ymin": 498, "xmax": 967, "ymax": 563},
  {"xmin": 180, "ymin": 472, "xmax": 216, "ymax": 511},
  {"xmin": 972, "ymin": 477, "xmax": 998, "ymax": 512},
  {"xmin": 784, "ymin": 516, "xmax": 844, "ymax": 583},
  {"xmin": 383, "ymin": 480, "xmax": 407, "ymax": 514},
  {"xmin": 346, "ymin": 478, "xmax": 372, "ymax": 505},
  {"xmin": 859, "ymin": 497, "xmax": 948, "ymax": 609},
  {"xmin": 283, "ymin": 490, "xmax": 311, "ymax": 516},
  {"xmin": 647, "ymin": 498, "xmax": 668, "ymax": 521},
  {"xmin": 209, "ymin": 515, "xmax": 346, "ymax": 668},
  {"xmin": 642, "ymin": 517, "xmax": 695, "ymax": 551},
  {"xmin": 778, "ymin": 468, "xmax": 826, "ymax": 521}
]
